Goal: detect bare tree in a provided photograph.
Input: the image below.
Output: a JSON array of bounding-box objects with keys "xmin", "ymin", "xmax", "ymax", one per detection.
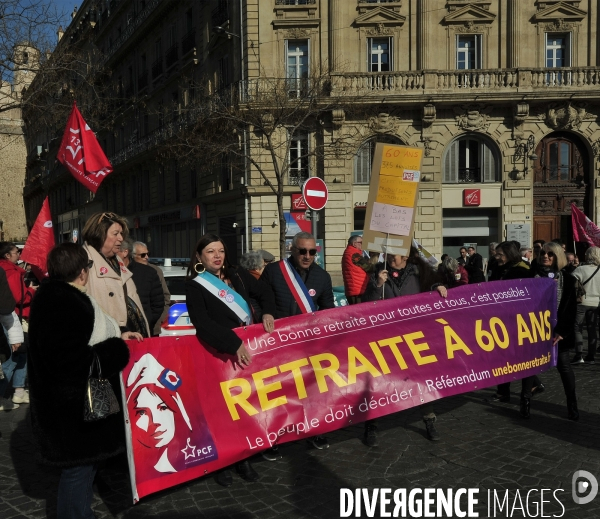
[
  {"xmin": 160, "ymin": 68, "xmax": 368, "ymax": 258},
  {"xmin": 0, "ymin": 0, "xmax": 70, "ymax": 115}
]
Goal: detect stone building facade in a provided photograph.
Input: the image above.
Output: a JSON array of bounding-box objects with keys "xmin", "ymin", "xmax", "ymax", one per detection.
[{"xmin": 23, "ymin": 0, "xmax": 600, "ymax": 283}]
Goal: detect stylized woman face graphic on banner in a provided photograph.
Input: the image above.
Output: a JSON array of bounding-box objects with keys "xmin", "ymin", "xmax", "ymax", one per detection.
[{"xmin": 126, "ymin": 353, "xmax": 218, "ymax": 480}]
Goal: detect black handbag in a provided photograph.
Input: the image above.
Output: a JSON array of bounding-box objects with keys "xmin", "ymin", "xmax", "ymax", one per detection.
[{"xmin": 83, "ymin": 352, "xmax": 120, "ymax": 422}]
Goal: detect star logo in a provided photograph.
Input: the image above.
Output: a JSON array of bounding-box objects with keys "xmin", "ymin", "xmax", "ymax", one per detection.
[{"xmin": 181, "ymin": 438, "xmax": 196, "ymax": 460}]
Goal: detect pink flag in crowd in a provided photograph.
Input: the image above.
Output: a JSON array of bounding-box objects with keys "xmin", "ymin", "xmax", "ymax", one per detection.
[
  {"xmin": 56, "ymin": 102, "xmax": 113, "ymax": 193},
  {"xmin": 20, "ymin": 196, "xmax": 55, "ymax": 279},
  {"xmin": 571, "ymin": 203, "xmax": 600, "ymax": 247}
]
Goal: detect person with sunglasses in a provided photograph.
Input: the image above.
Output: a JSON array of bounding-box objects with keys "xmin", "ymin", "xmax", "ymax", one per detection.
[
  {"xmin": 118, "ymin": 239, "xmax": 165, "ymax": 336},
  {"xmin": 521, "ymin": 242, "xmax": 579, "ymax": 420},
  {"xmin": 132, "ymin": 241, "xmax": 171, "ymax": 336},
  {"xmin": 82, "ymin": 213, "xmax": 149, "ymax": 338},
  {"xmin": 260, "ymin": 231, "xmax": 335, "ymax": 454}
]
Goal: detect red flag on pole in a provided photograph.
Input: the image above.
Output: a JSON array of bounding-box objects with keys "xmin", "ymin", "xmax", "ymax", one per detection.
[
  {"xmin": 571, "ymin": 203, "xmax": 600, "ymax": 247},
  {"xmin": 20, "ymin": 196, "xmax": 55, "ymax": 279},
  {"xmin": 56, "ymin": 102, "xmax": 113, "ymax": 193}
]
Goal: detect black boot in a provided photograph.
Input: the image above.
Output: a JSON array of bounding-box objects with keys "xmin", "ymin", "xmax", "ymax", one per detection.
[
  {"xmin": 423, "ymin": 417, "xmax": 440, "ymax": 441},
  {"xmin": 519, "ymin": 397, "xmax": 531, "ymax": 419},
  {"xmin": 567, "ymin": 399, "xmax": 579, "ymax": 421},
  {"xmin": 363, "ymin": 421, "xmax": 378, "ymax": 447},
  {"xmin": 215, "ymin": 469, "xmax": 233, "ymax": 487},
  {"xmin": 236, "ymin": 460, "xmax": 259, "ymax": 482}
]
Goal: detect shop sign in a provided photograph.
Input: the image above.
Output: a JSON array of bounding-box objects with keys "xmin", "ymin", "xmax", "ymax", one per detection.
[
  {"xmin": 463, "ymin": 189, "xmax": 481, "ymax": 206},
  {"xmin": 291, "ymin": 194, "xmax": 307, "ymax": 211}
]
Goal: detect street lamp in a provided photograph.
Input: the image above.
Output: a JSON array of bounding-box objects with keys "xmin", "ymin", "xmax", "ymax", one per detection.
[{"xmin": 512, "ymin": 135, "xmax": 538, "ymax": 181}]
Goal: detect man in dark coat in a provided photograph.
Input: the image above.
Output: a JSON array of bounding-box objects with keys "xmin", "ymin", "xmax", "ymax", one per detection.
[
  {"xmin": 260, "ymin": 232, "xmax": 335, "ymax": 457},
  {"xmin": 118, "ymin": 240, "xmax": 164, "ymax": 334},
  {"xmin": 465, "ymin": 246, "xmax": 485, "ymax": 283}
]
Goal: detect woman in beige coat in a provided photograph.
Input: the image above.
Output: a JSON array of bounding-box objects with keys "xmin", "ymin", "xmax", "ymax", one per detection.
[{"xmin": 82, "ymin": 212, "xmax": 149, "ymax": 337}]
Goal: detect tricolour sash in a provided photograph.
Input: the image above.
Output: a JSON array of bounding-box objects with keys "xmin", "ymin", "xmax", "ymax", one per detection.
[
  {"xmin": 193, "ymin": 272, "xmax": 252, "ymax": 325},
  {"xmin": 279, "ymin": 259, "xmax": 317, "ymax": 314}
]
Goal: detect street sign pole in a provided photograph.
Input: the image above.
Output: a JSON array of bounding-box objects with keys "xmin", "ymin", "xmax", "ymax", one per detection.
[{"xmin": 312, "ymin": 210, "xmax": 318, "ymax": 240}]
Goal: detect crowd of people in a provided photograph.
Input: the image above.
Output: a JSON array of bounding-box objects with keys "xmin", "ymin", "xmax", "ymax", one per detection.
[{"xmin": 0, "ymin": 209, "xmax": 594, "ymax": 516}]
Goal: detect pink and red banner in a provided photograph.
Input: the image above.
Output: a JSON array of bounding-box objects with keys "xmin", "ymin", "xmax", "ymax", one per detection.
[
  {"xmin": 121, "ymin": 278, "xmax": 557, "ymax": 502},
  {"xmin": 571, "ymin": 203, "xmax": 600, "ymax": 247}
]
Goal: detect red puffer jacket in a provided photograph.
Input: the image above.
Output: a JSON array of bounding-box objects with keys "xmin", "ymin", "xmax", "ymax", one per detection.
[
  {"xmin": 341, "ymin": 245, "xmax": 369, "ymax": 297},
  {"xmin": 0, "ymin": 259, "xmax": 35, "ymax": 319}
]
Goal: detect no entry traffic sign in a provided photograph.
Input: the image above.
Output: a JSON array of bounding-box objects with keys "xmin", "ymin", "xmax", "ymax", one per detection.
[{"xmin": 302, "ymin": 177, "xmax": 329, "ymax": 211}]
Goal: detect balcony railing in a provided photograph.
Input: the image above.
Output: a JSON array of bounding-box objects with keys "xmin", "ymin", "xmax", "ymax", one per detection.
[
  {"xmin": 457, "ymin": 168, "xmax": 481, "ymax": 183},
  {"xmin": 288, "ymin": 173, "xmax": 309, "ymax": 186},
  {"xmin": 166, "ymin": 43, "xmax": 178, "ymax": 68},
  {"xmin": 276, "ymin": 0, "xmax": 316, "ymax": 4},
  {"xmin": 330, "ymin": 66, "xmax": 600, "ymax": 95},
  {"xmin": 152, "ymin": 57, "xmax": 163, "ymax": 79},
  {"xmin": 181, "ymin": 28, "xmax": 196, "ymax": 54}
]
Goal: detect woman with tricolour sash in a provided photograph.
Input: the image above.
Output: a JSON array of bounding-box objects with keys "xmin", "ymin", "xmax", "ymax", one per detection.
[{"xmin": 185, "ymin": 233, "xmax": 276, "ymax": 487}]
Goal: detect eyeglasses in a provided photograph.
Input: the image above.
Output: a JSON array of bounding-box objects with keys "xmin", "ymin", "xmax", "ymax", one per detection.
[
  {"xmin": 295, "ymin": 248, "xmax": 317, "ymax": 256},
  {"xmin": 136, "ymin": 252, "xmax": 149, "ymax": 258},
  {"xmin": 97, "ymin": 212, "xmax": 118, "ymax": 224},
  {"xmin": 87, "ymin": 259, "xmax": 94, "ymax": 270},
  {"xmin": 538, "ymin": 250, "xmax": 555, "ymax": 258}
]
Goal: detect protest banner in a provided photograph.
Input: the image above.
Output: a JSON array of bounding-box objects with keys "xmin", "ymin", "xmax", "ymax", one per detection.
[
  {"xmin": 121, "ymin": 278, "xmax": 556, "ymax": 502},
  {"xmin": 362, "ymin": 143, "xmax": 424, "ymax": 256}
]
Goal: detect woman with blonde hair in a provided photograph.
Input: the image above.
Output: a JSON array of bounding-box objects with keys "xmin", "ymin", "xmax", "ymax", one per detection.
[
  {"xmin": 521, "ymin": 242, "xmax": 579, "ymax": 420},
  {"xmin": 82, "ymin": 212, "xmax": 149, "ymax": 336},
  {"xmin": 571, "ymin": 246, "xmax": 600, "ymax": 364}
]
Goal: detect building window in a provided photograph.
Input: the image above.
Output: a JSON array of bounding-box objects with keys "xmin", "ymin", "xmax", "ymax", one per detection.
[
  {"xmin": 286, "ymin": 40, "xmax": 309, "ymax": 97},
  {"xmin": 190, "ymin": 168, "xmax": 198, "ymax": 198},
  {"xmin": 535, "ymin": 137, "xmax": 583, "ymax": 183},
  {"xmin": 368, "ymin": 38, "xmax": 391, "ymax": 72},
  {"xmin": 218, "ymin": 56, "xmax": 229, "ymax": 90},
  {"xmin": 545, "ymin": 33, "xmax": 571, "ymax": 85},
  {"xmin": 354, "ymin": 136, "xmax": 402, "ymax": 184},
  {"xmin": 457, "ymin": 35, "xmax": 481, "ymax": 70},
  {"xmin": 288, "ymin": 133, "xmax": 309, "ymax": 185},
  {"xmin": 443, "ymin": 136, "xmax": 499, "ymax": 183}
]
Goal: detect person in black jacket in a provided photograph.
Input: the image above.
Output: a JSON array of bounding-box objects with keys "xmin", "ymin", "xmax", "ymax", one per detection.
[
  {"xmin": 260, "ymin": 232, "xmax": 334, "ymax": 455},
  {"xmin": 118, "ymin": 239, "xmax": 164, "ymax": 335},
  {"xmin": 521, "ymin": 242, "xmax": 579, "ymax": 420},
  {"xmin": 261, "ymin": 232, "xmax": 334, "ymax": 318},
  {"xmin": 28, "ymin": 243, "xmax": 142, "ymax": 519},
  {"xmin": 465, "ymin": 245, "xmax": 485, "ymax": 283},
  {"xmin": 185, "ymin": 234, "xmax": 276, "ymax": 487}
]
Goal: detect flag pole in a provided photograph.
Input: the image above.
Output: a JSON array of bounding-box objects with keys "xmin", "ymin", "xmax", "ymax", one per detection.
[{"xmin": 382, "ymin": 233, "xmax": 390, "ymax": 301}]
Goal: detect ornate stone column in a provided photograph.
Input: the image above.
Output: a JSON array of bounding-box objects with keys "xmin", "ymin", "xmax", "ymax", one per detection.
[
  {"xmin": 329, "ymin": 0, "xmax": 343, "ymax": 72},
  {"xmin": 507, "ymin": 0, "xmax": 519, "ymax": 68},
  {"xmin": 418, "ymin": 0, "xmax": 430, "ymax": 69}
]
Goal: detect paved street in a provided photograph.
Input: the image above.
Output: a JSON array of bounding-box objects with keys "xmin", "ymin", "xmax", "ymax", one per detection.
[{"xmin": 1, "ymin": 362, "xmax": 599, "ymax": 519}]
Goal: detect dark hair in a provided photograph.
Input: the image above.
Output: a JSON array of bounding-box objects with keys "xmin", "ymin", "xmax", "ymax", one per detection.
[
  {"xmin": 0, "ymin": 241, "xmax": 17, "ymax": 259},
  {"xmin": 47, "ymin": 243, "xmax": 89, "ymax": 282},
  {"xmin": 552, "ymin": 238, "xmax": 563, "ymax": 246},
  {"xmin": 510, "ymin": 240, "xmax": 521, "ymax": 250},
  {"xmin": 186, "ymin": 233, "xmax": 231, "ymax": 279},
  {"xmin": 440, "ymin": 253, "xmax": 448, "ymax": 261},
  {"xmin": 495, "ymin": 241, "xmax": 522, "ymax": 264},
  {"xmin": 82, "ymin": 212, "xmax": 129, "ymax": 252},
  {"xmin": 533, "ymin": 239, "xmax": 545, "ymax": 246}
]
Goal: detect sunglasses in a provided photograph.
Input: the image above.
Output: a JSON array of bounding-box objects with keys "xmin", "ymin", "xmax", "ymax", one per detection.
[
  {"xmin": 136, "ymin": 252, "xmax": 149, "ymax": 258},
  {"xmin": 538, "ymin": 250, "xmax": 555, "ymax": 258},
  {"xmin": 97, "ymin": 212, "xmax": 118, "ymax": 224},
  {"xmin": 87, "ymin": 259, "xmax": 94, "ymax": 269},
  {"xmin": 295, "ymin": 247, "xmax": 317, "ymax": 256}
]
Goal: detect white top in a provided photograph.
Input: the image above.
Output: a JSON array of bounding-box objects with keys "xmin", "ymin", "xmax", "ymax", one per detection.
[{"xmin": 571, "ymin": 264, "xmax": 600, "ymax": 307}]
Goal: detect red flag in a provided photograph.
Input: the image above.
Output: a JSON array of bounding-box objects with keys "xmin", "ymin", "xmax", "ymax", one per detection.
[
  {"xmin": 571, "ymin": 203, "xmax": 600, "ymax": 247},
  {"xmin": 56, "ymin": 102, "xmax": 113, "ymax": 193},
  {"xmin": 20, "ymin": 196, "xmax": 55, "ymax": 278}
]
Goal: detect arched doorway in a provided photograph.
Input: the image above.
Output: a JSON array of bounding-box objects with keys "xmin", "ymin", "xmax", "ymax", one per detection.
[{"xmin": 532, "ymin": 132, "xmax": 590, "ymax": 247}]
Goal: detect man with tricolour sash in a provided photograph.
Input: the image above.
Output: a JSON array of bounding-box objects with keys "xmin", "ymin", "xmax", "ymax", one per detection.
[{"xmin": 260, "ymin": 231, "xmax": 335, "ymax": 458}]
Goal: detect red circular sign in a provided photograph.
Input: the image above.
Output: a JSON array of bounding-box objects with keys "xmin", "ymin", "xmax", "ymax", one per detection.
[{"xmin": 302, "ymin": 177, "xmax": 329, "ymax": 211}]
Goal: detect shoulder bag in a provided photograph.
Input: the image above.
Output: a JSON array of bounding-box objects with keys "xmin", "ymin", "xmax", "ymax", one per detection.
[
  {"xmin": 83, "ymin": 351, "xmax": 120, "ymax": 421},
  {"xmin": 575, "ymin": 265, "xmax": 600, "ymax": 304}
]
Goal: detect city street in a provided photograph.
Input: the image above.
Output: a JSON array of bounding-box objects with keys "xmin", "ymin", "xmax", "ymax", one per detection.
[{"xmin": 1, "ymin": 362, "xmax": 599, "ymax": 519}]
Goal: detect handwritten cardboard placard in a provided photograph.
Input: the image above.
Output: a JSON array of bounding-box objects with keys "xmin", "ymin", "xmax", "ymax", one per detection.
[
  {"xmin": 363, "ymin": 143, "xmax": 424, "ymax": 256},
  {"xmin": 369, "ymin": 203, "xmax": 413, "ymax": 235}
]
